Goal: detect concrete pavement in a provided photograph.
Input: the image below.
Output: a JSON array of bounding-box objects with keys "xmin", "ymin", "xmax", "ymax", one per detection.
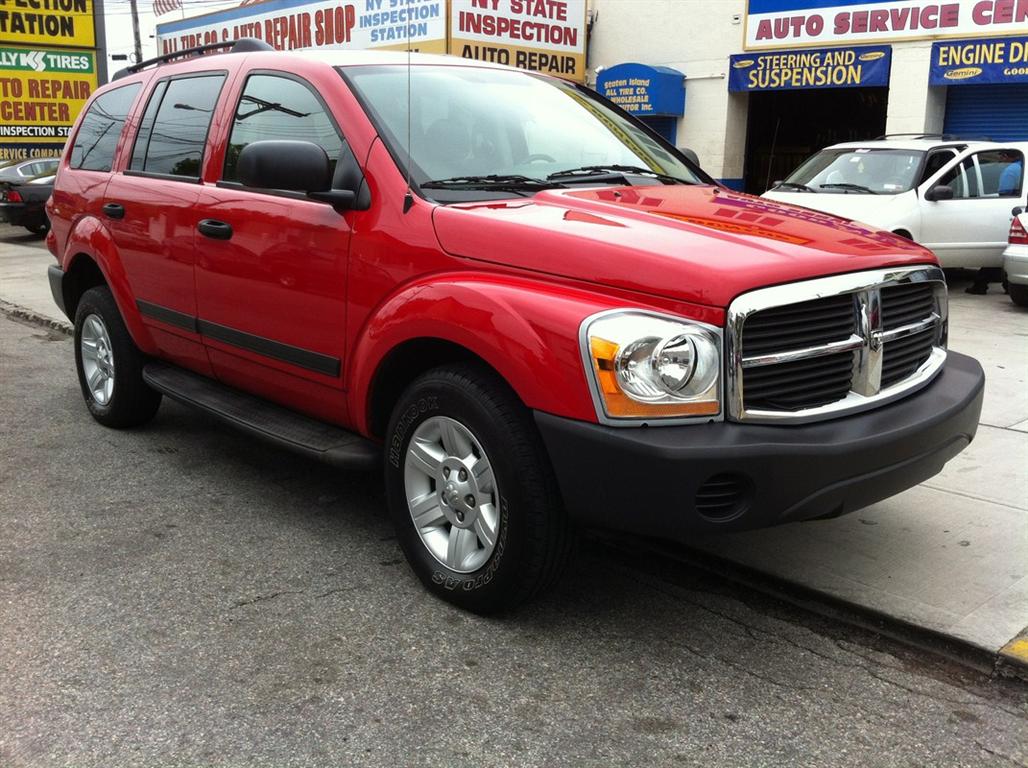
[{"xmin": 2, "ymin": 223, "xmax": 1026, "ymax": 673}]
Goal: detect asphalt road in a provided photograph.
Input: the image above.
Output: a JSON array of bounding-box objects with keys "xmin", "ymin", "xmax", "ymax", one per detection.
[{"xmin": 1, "ymin": 313, "xmax": 1026, "ymax": 768}]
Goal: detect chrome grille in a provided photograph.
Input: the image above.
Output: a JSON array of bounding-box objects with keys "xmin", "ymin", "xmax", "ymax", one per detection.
[{"xmin": 726, "ymin": 267, "xmax": 947, "ymax": 423}]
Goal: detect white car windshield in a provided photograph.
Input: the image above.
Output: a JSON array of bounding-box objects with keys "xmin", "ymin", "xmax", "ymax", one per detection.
[
  {"xmin": 343, "ymin": 64, "xmax": 710, "ymax": 200},
  {"xmin": 784, "ymin": 148, "xmax": 925, "ymax": 195}
]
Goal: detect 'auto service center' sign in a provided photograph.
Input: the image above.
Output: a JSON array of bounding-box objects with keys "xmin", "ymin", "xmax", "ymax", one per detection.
[{"xmin": 745, "ymin": 0, "xmax": 1028, "ymax": 49}]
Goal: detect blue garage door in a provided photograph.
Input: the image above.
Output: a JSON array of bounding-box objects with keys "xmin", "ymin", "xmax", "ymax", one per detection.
[{"xmin": 943, "ymin": 84, "xmax": 1028, "ymax": 141}]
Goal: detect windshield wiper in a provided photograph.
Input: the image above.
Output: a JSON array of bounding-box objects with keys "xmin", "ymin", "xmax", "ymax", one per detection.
[
  {"xmin": 820, "ymin": 182, "xmax": 877, "ymax": 194},
  {"xmin": 420, "ymin": 174, "xmax": 566, "ymax": 193},
  {"xmin": 775, "ymin": 181, "xmax": 816, "ymax": 192},
  {"xmin": 547, "ymin": 165, "xmax": 693, "ymax": 185}
]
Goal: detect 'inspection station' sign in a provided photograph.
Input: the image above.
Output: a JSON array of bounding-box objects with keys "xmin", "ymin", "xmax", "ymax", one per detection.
[{"xmin": 0, "ymin": 0, "xmax": 96, "ymax": 49}]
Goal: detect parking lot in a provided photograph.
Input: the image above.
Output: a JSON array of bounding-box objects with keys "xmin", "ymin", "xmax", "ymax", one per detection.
[{"xmin": 1, "ymin": 224, "xmax": 1027, "ymax": 766}]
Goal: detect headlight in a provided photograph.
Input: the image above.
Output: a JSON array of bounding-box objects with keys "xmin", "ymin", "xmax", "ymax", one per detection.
[{"xmin": 582, "ymin": 310, "xmax": 721, "ymax": 422}]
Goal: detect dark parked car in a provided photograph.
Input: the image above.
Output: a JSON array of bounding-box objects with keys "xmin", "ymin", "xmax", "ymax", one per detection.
[{"xmin": 0, "ymin": 173, "xmax": 54, "ymax": 235}]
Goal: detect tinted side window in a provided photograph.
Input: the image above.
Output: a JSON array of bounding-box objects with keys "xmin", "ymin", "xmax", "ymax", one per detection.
[
  {"xmin": 69, "ymin": 83, "xmax": 141, "ymax": 172},
  {"xmin": 131, "ymin": 74, "xmax": 225, "ymax": 178},
  {"xmin": 129, "ymin": 80, "xmax": 168, "ymax": 170},
  {"xmin": 223, "ymin": 74, "xmax": 342, "ymax": 182},
  {"xmin": 919, "ymin": 150, "xmax": 956, "ymax": 185},
  {"xmin": 978, "ymin": 150, "xmax": 1023, "ymax": 197}
]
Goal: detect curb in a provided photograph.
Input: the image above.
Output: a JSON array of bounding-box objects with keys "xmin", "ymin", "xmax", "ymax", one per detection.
[
  {"xmin": 600, "ymin": 534, "xmax": 1028, "ymax": 684},
  {"xmin": 0, "ymin": 298, "xmax": 72, "ymax": 336}
]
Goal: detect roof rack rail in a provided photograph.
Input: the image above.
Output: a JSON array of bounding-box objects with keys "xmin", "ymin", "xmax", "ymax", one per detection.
[
  {"xmin": 112, "ymin": 38, "xmax": 274, "ymax": 81},
  {"xmin": 872, "ymin": 132, "xmax": 991, "ymax": 142}
]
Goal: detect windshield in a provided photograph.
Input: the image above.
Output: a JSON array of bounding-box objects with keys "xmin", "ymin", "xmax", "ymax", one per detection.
[
  {"xmin": 783, "ymin": 148, "xmax": 926, "ymax": 194},
  {"xmin": 343, "ymin": 65, "xmax": 710, "ymax": 200}
]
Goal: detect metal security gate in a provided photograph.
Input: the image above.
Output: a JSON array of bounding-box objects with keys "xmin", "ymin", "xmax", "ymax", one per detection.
[
  {"xmin": 640, "ymin": 116, "xmax": 677, "ymax": 145},
  {"xmin": 943, "ymin": 84, "xmax": 1028, "ymax": 142}
]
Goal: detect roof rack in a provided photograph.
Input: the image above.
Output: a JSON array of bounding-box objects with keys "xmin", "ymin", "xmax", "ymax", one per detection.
[
  {"xmin": 872, "ymin": 132, "xmax": 991, "ymax": 142},
  {"xmin": 112, "ymin": 38, "xmax": 274, "ymax": 81}
]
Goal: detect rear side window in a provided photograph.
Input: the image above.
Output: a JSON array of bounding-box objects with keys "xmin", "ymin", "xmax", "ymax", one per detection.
[
  {"xmin": 222, "ymin": 74, "xmax": 342, "ymax": 182},
  {"xmin": 130, "ymin": 74, "xmax": 225, "ymax": 179},
  {"xmin": 69, "ymin": 83, "xmax": 141, "ymax": 172}
]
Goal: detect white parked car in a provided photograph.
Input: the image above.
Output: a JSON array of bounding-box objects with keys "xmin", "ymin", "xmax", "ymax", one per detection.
[
  {"xmin": 1003, "ymin": 209, "xmax": 1028, "ymax": 308},
  {"xmin": 763, "ymin": 137, "xmax": 1028, "ymax": 269}
]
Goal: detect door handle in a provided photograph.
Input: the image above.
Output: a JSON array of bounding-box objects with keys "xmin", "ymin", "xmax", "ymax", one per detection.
[
  {"xmin": 198, "ymin": 219, "xmax": 232, "ymax": 240},
  {"xmin": 102, "ymin": 202, "xmax": 125, "ymax": 219}
]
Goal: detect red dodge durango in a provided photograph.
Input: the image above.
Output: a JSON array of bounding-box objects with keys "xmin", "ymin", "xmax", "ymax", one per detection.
[{"xmin": 46, "ymin": 40, "xmax": 985, "ymax": 612}]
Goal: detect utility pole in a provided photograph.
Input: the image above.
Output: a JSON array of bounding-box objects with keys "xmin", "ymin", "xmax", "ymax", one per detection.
[{"xmin": 129, "ymin": 0, "xmax": 143, "ymax": 64}]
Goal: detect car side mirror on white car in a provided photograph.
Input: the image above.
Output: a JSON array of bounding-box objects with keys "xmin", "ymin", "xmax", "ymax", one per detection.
[{"xmin": 924, "ymin": 184, "xmax": 954, "ymax": 202}]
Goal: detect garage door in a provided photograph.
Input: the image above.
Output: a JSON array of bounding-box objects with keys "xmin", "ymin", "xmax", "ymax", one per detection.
[{"xmin": 943, "ymin": 84, "xmax": 1028, "ymax": 141}]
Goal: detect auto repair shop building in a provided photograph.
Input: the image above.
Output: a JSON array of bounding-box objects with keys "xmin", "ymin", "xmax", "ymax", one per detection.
[{"xmin": 588, "ymin": 0, "xmax": 1028, "ymax": 193}]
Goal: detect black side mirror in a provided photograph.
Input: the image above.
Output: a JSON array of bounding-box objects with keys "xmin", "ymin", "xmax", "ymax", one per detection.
[
  {"xmin": 238, "ymin": 140, "xmax": 354, "ymax": 209},
  {"xmin": 1013, "ymin": 206, "xmax": 1025, "ymax": 216},
  {"xmin": 680, "ymin": 147, "xmax": 700, "ymax": 168},
  {"xmin": 924, "ymin": 184, "xmax": 954, "ymax": 202}
]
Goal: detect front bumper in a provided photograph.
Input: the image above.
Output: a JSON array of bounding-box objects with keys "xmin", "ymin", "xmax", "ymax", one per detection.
[{"xmin": 535, "ymin": 351, "xmax": 984, "ymax": 539}]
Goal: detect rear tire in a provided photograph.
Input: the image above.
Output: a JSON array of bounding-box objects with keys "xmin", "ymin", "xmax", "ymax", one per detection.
[
  {"xmin": 1010, "ymin": 284, "xmax": 1028, "ymax": 308},
  {"xmin": 74, "ymin": 286, "xmax": 162, "ymax": 428},
  {"xmin": 384, "ymin": 363, "xmax": 573, "ymax": 613}
]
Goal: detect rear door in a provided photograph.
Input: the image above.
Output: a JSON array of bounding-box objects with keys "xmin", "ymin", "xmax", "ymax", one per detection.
[
  {"xmin": 104, "ymin": 71, "xmax": 227, "ymax": 371},
  {"xmin": 918, "ymin": 147, "xmax": 1025, "ymax": 267},
  {"xmin": 193, "ymin": 71, "xmax": 354, "ymax": 416}
]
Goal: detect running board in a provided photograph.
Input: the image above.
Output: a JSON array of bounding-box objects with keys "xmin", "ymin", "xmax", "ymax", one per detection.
[{"xmin": 143, "ymin": 361, "xmax": 379, "ymax": 470}]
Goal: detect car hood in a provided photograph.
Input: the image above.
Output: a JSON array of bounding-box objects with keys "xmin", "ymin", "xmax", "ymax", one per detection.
[
  {"xmin": 431, "ymin": 185, "xmax": 934, "ymax": 307},
  {"xmin": 761, "ymin": 188, "xmax": 909, "ymax": 227}
]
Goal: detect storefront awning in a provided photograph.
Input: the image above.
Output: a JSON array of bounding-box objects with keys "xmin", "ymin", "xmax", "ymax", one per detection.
[
  {"xmin": 595, "ymin": 62, "xmax": 685, "ymax": 117},
  {"xmin": 728, "ymin": 45, "xmax": 891, "ymax": 92},
  {"xmin": 929, "ymin": 35, "xmax": 1028, "ymax": 85}
]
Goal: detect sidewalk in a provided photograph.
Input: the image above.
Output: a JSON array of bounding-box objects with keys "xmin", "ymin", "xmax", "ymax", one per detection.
[{"xmin": 2, "ymin": 225, "xmax": 1026, "ymax": 672}]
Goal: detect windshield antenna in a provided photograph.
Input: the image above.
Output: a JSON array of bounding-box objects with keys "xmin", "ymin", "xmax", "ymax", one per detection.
[{"xmin": 402, "ymin": 0, "xmax": 414, "ymax": 214}]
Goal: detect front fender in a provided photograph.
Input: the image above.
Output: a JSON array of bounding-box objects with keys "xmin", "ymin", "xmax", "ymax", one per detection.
[
  {"xmin": 62, "ymin": 215, "xmax": 156, "ymax": 355},
  {"xmin": 348, "ymin": 273, "xmax": 651, "ymax": 435}
]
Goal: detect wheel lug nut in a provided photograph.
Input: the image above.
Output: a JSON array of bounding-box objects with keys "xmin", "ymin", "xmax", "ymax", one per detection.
[
  {"xmin": 465, "ymin": 495, "xmax": 475, "ymax": 507},
  {"xmin": 443, "ymin": 467, "xmax": 450, "ymax": 478},
  {"xmin": 458, "ymin": 469, "xmax": 468, "ymax": 481}
]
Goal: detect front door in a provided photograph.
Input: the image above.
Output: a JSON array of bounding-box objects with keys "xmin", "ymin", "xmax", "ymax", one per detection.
[
  {"xmin": 918, "ymin": 147, "xmax": 1025, "ymax": 267},
  {"xmin": 193, "ymin": 72, "xmax": 353, "ymax": 418}
]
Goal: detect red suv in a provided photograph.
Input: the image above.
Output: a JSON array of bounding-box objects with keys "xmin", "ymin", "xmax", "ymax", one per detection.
[{"xmin": 47, "ymin": 40, "xmax": 985, "ymax": 612}]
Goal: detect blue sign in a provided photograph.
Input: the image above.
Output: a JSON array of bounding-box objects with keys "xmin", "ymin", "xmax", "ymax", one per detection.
[
  {"xmin": 596, "ymin": 63, "xmax": 685, "ymax": 117},
  {"xmin": 930, "ymin": 36, "xmax": 1028, "ymax": 86},
  {"xmin": 729, "ymin": 45, "xmax": 891, "ymax": 91}
]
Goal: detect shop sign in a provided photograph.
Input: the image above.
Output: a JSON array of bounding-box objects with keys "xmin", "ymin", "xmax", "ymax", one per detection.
[
  {"xmin": 729, "ymin": 45, "xmax": 891, "ymax": 91},
  {"xmin": 596, "ymin": 63, "xmax": 685, "ymax": 116},
  {"xmin": 156, "ymin": 0, "xmax": 447, "ymax": 56},
  {"xmin": 0, "ymin": 0, "xmax": 95, "ymax": 49},
  {"xmin": 450, "ymin": 0, "xmax": 588, "ymax": 82},
  {"xmin": 0, "ymin": 45, "xmax": 97, "ymax": 146},
  {"xmin": 0, "ymin": 142, "xmax": 64, "ymax": 162},
  {"xmin": 929, "ymin": 34, "xmax": 1028, "ymax": 83},
  {"xmin": 745, "ymin": 0, "xmax": 1028, "ymax": 50}
]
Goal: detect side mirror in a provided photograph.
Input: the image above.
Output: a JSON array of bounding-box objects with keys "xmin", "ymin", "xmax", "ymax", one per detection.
[
  {"xmin": 679, "ymin": 147, "xmax": 701, "ymax": 168},
  {"xmin": 1013, "ymin": 206, "xmax": 1025, "ymax": 216},
  {"xmin": 771, "ymin": 179, "xmax": 784, "ymax": 188},
  {"xmin": 238, "ymin": 140, "xmax": 354, "ymax": 209},
  {"xmin": 924, "ymin": 184, "xmax": 954, "ymax": 202}
]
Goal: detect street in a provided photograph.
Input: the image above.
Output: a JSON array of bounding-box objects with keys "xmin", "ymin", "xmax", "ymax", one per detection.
[{"xmin": 1, "ymin": 301, "xmax": 1026, "ymax": 765}]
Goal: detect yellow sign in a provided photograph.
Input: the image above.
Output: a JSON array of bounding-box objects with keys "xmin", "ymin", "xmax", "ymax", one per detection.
[
  {"xmin": 0, "ymin": 46, "xmax": 97, "ymax": 148},
  {"xmin": 0, "ymin": 0, "xmax": 95, "ymax": 49}
]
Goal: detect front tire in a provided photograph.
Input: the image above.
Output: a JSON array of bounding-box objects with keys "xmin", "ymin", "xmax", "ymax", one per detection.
[
  {"xmin": 384, "ymin": 364, "xmax": 573, "ymax": 613},
  {"xmin": 74, "ymin": 286, "xmax": 162, "ymax": 428}
]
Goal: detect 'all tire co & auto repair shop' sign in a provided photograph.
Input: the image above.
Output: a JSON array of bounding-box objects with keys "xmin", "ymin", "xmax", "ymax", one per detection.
[
  {"xmin": 156, "ymin": 0, "xmax": 587, "ymax": 82},
  {"xmin": 0, "ymin": 0, "xmax": 100, "ymax": 161}
]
